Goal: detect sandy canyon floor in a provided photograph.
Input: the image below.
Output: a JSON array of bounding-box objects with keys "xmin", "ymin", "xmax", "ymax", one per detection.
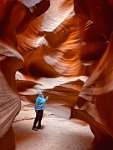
[{"xmin": 13, "ymin": 100, "xmax": 94, "ymax": 150}]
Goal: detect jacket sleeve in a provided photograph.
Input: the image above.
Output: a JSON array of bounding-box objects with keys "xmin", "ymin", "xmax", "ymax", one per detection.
[
  {"xmin": 35, "ymin": 97, "xmax": 40, "ymax": 108},
  {"xmin": 45, "ymin": 96, "xmax": 48, "ymax": 101}
]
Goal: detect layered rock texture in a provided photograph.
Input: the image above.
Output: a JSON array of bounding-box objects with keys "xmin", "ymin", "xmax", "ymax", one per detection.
[{"xmin": 0, "ymin": 0, "xmax": 113, "ymax": 150}]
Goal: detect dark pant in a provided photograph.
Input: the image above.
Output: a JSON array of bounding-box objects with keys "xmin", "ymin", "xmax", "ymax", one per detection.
[{"xmin": 33, "ymin": 110, "xmax": 43, "ymax": 128}]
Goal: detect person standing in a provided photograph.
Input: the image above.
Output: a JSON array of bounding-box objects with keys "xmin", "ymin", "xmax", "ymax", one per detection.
[{"xmin": 32, "ymin": 91, "xmax": 48, "ymax": 131}]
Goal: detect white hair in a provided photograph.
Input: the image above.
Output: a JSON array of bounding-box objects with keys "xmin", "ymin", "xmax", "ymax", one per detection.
[{"xmin": 36, "ymin": 91, "xmax": 43, "ymax": 95}]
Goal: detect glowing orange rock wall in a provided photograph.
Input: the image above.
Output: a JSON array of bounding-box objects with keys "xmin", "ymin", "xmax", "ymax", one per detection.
[{"xmin": 0, "ymin": 0, "xmax": 113, "ymax": 150}]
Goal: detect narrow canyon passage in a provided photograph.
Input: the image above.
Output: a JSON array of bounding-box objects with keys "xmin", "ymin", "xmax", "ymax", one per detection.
[
  {"xmin": 1, "ymin": 1, "xmax": 113, "ymax": 150},
  {"xmin": 13, "ymin": 100, "xmax": 94, "ymax": 150}
]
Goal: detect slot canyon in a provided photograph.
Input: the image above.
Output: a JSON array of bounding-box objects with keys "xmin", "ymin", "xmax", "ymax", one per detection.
[{"xmin": 0, "ymin": 0, "xmax": 113, "ymax": 150}]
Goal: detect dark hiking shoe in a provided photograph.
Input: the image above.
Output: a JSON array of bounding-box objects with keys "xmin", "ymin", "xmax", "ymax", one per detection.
[
  {"xmin": 37, "ymin": 126, "xmax": 44, "ymax": 129},
  {"xmin": 32, "ymin": 127, "xmax": 38, "ymax": 131}
]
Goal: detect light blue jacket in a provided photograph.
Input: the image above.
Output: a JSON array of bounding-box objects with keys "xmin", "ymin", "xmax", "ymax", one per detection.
[{"xmin": 35, "ymin": 95, "xmax": 48, "ymax": 110}]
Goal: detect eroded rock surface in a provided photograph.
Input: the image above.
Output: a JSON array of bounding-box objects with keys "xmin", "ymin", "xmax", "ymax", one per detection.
[{"xmin": 0, "ymin": 0, "xmax": 113, "ymax": 150}]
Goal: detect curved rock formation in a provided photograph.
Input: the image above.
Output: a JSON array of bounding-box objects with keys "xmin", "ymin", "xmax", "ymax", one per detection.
[
  {"xmin": 0, "ymin": 1, "xmax": 79, "ymax": 149},
  {"xmin": 0, "ymin": 0, "xmax": 113, "ymax": 150},
  {"xmin": 0, "ymin": 41, "xmax": 23, "ymax": 149},
  {"xmin": 73, "ymin": 0, "xmax": 113, "ymax": 149}
]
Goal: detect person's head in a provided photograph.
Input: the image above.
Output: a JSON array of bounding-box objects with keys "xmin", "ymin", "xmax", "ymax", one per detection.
[{"xmin": 36, "ymin": 91, "xmax": 43, "ymax": 97}]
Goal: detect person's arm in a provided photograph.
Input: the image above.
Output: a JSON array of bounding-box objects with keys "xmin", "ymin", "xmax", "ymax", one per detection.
[
  {"xmin": 35, "ymin": 97, "xmax": 40, "ymax": 109},
  {"xmin": 45, "ymin": 96, "xmax": 48, "ymax": 101}
]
